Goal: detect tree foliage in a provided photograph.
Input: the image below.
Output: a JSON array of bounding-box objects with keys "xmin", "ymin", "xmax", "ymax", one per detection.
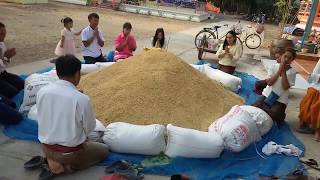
[{"xmin": 211, "ymin": 0, "xmax": 300, "ymax": 23}]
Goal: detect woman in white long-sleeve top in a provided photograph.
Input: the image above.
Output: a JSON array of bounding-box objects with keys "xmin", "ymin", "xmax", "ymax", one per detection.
[{"xmin": 215, "ymin": 30, "xmax": 242, "ymax": 74}]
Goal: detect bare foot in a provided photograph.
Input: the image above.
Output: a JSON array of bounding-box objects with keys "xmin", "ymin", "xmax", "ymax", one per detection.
[{"xmin": 47, "ymin": 158, "xmax": 64, "ymax": 174}]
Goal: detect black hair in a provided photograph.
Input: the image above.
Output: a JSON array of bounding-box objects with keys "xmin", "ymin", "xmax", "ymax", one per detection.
[
  {"xmin": 0, "ymin": 22, "xmax": 5, "ymax": 28},
  {"xmin": 88, "ymin": 13, "xmax": 99, "ymax": 20},
  {"xmin": 123, "ymin": 22, "xmax": 132, "ymax": 30},
  {"xmin": 284, "ymin": 47, "xmax": 297, "ymax": 59},
  {"xmin": 274, "ymin": 47, "xmax": 285, "ymax": 55},
  {"xmin": 61, "ymin": 17, "xmax": 73, "ymax": 27},
  {"xmin": 152, "ymin": 28, "xmax": 165, "ymax": 48},
  {"xmin": 223, "ymin": 31, "xmax": 237, "ymax": 50},
  {"xmin": 55, "ymin": 55, "xmax": 81, "ymax": 78}
]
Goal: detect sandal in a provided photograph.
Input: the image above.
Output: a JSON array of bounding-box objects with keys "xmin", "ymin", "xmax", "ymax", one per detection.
[
  {"xmin": 105, "ymin": 160, "xmax": 132, "ymax": 174},
  {"xmin": 115, "ymin": 168, "xmax": 144, "ymax": 180},
  {"xmin": 296, "ymin": 127, "xmax": 315, "ymax": 134},
  {"xmin": 285, "ymin": 169, "xmax": 308, "ymax": 180},
  {"xmin": 171, "ymin": 174, "xmax": 190, "ymax": 180},
  {"xmin": 49, "ymin": 59, "xmax": 57, "ymax": 64},
  {"xmin": 300, "ymin": 158, "xmax": 320, "ymax": 171},
  {"xmin": 24, "ymin": 156, "xmax": 47, "ymax": 170},
  {"xmin": 312, "ymin": 138, "xmax": 320, "ymax": 142},
  {"xmin": 38, "ymin": 165, "xmax": 59, "ymax": 180}
]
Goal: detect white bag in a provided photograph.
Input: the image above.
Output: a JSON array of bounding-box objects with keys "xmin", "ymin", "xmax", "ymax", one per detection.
[
  {"xmin": 103, "ymin": 122, "xmax": 166, "ymax": 155},
  {"xmin": 190, "ymin": 64, "xmax": 208, "ymax": 73},
  {"xmin": 81, "ymin": 64, "xmax": 99, "ymax": 75},
  {"xmin": 240, "ymin": 105, "xmax": 273, "ymax": 136},
  {"xmin": 42, "ymin": 69, "xmax": 58, "ymax": 79},
  {"xmin": 19, "ymin": 74, "xmax": 56, "ymax": 114},
  {"xmin": 95, "ymin": 62, "xmax": 115, "ymax": 69},
  {"xmin": 88, "ymin": 119, "xmax": 106, "ymax": 142},
  {"xmin": 27, "ymin": 104, "xmax": 38, "ymax": 121},
  {"xmin": 204, "ymin": 66, "xmax": 242, "ymax": 92},
  {"xmin": 209, "ymin": 105, "xmax": 261, "ymax": 152},
  {"xmin": 165, "ymin": 124, "xmax": 224, "ymax": 158}
]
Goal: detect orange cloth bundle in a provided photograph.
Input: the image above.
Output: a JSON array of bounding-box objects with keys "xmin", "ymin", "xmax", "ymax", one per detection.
[{"xmin": 299, "ymin": 87, "xmax": 320, "ymax": 129}]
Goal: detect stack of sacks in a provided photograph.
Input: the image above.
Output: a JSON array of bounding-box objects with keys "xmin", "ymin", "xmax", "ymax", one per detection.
[
  {"xmin": 190, "ymin": 64, "xmax": 242, "ymax": 92},
  {"xmin": 26, "ymin": 62, "xmax": 115, "ymax": 116},
  {"xmin": 102, "ymin": 122, "xmax": 224, "ymax": 158},
  {"xmin": 41, "ymin": 62, "xmax": 116, "ymax": 78},
  {"xmin": 209, "ymin": 105, "xmax": 273, "ymax": 152},
  {"xmin": 29, "ymin": 107, "xmax": 271, "ymax": 157},
  {"xmin": 19, "ymin": 74, "xmax": 57, "ymax": 114}
]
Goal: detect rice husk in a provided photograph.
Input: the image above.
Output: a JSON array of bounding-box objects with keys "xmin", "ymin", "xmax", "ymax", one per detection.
[{"xmin": 78, "ymin": 51, "xmax": 244, "ymax": 131}]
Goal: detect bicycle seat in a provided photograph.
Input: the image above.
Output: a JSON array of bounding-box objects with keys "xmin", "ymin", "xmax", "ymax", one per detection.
[
  {"xmin": 204, "ymin": 27, "xmax": 212, "ymax": 31},
  {"xmin": 214, "ymin": 26, "xmax": 221, "ymax": 29}
]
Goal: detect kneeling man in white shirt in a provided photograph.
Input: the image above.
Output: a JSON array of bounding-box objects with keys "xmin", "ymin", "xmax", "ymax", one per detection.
[{"xmin": 36, "ymin": 55, "xmax": 108, "ymax": 179}]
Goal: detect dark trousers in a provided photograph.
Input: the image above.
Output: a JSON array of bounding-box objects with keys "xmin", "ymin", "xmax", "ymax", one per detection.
[
  {"xmin": 252, "ymin": 96, "xmax": 287, "ymax": 126},
  {"xmin": 0, "ymin": 94, "xmax": 22, "ymax": 125},
  {"xmin": 83, "ymin": 54, "xmax": 106, "ymax": 64},
  {"xmin": 0, "ymin": 71, "xmax": 24, "ymax": 99},
  {"xmin": 218, "ymin": 64, "xmax": 236, "ymax": 75}
]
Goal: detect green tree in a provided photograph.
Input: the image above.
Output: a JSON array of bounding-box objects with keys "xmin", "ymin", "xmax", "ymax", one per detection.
[{"xmin": 274, "ymin": 0, "xmax": 300, "ymax": 33}]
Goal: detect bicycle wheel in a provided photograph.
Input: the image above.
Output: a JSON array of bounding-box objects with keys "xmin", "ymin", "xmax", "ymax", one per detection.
[
  {"xmin": 245, "ymin": 34, "xmax": 261, "ymax": 49},
  {"xmin": 197, "ymin": 35, "xmax": 207, "ymax": 60},
  {"xmin": 194, "ymin": 30, "xmax": 216, "ymax": 49}
]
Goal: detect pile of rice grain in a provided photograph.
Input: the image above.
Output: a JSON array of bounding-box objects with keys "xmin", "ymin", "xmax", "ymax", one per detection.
[{"xmin": 78, "ymin": 51, "xmax": 244, "ymax": 131}]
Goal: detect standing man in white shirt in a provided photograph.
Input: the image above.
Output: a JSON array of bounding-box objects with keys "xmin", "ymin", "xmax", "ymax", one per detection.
[
  {"xmin": 35, "ymin": 55, "xmax": 108, "ymax": 180},
  {"xmin": 81, "ymin": 13, "xmax": 106, "ymax": 64},
  {"xmin": 0, "ymin": 22, "xmax": 25, "ymax": 99}
]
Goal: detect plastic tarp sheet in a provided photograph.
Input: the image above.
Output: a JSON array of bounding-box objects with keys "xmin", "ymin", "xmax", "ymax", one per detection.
[{"xmin": 2, "ymin": 65, "xmax": 306, "ymax": 179}]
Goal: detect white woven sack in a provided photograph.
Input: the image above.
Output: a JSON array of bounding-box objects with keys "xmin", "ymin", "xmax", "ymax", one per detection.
[
  {"xmin": 27, "ymin": 104, "xmax": 38, "ymax": 121},
  {"xmin": 240, "ymin": 105, "xmax": 273, "ymax": 136},
  {"xmin": 165, "ymin": 124, "xmax": 224, "ymax": 158},
  {"xmin": 209, "ymin": 105, "xmax": 261, "ymax": 152},
  {"xmin": 80, "ymin": 64, "xmax": 99, "ymax": 75},
  {"xmin": 103, "ymin": 122, "xmax": 166, "ymax": 155},
  {"xmin": 189, "ymin": 64, "xmax": 209, "ymax": 74},
  {"xmin": 88, "ymin": 119, "xmax": 106, "ymax": 142},
  {"xmin": 204, "ymin": 66, "xmax": 242, "ymax": 92},
  {"xmin": 95, "ymin": 62, "xmax": 115, "ymax": 69},
  {"xmin": 19, "ymin": 74, "xmax": 56, "ymax": 114}
]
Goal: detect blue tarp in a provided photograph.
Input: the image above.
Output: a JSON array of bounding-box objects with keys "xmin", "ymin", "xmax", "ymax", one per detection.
[{"xmin": 2, "ymin": 64, "xmax": 306, "ymax": 179}]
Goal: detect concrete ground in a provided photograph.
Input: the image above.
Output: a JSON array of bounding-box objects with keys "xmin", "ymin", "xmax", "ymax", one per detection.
[{"xmin": 1, "ymin": 20, "xmax": 320, "ymax": 180}]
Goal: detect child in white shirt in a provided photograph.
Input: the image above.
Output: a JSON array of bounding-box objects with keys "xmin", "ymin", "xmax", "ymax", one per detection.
[{"xmin": 253, "ymin": 48, "xmax": 297, "ymax": 125}]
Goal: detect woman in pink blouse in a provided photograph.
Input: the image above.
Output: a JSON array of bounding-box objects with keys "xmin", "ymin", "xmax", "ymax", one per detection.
[{"xmin": 114, "ymin": 22, "xmax": 137, "ymax": 62}]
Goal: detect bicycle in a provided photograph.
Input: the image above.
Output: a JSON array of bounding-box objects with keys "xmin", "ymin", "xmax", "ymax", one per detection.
[{"xmin": 194, "ymin": 21, "xmax": 262, "ymax": 60}]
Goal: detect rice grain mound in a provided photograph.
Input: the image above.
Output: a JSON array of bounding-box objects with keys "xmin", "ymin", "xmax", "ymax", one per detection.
[{"xmin": 78, "ymin": 51, "xmax": 244, "ymax": 130}]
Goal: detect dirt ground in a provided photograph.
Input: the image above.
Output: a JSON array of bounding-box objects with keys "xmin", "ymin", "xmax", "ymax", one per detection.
[
  {"xmin": 0, "ymin": 1, "xmax": 200, "ymax": 66},
  {"xmin": 0, "ymin": 1, "xmax": 281, "ymax": 66}
]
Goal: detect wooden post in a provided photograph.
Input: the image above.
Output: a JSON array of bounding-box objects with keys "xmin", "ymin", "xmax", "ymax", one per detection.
[{"xmin": 301, "ymin": 0, "xmax": 320, "ymax": 50}]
